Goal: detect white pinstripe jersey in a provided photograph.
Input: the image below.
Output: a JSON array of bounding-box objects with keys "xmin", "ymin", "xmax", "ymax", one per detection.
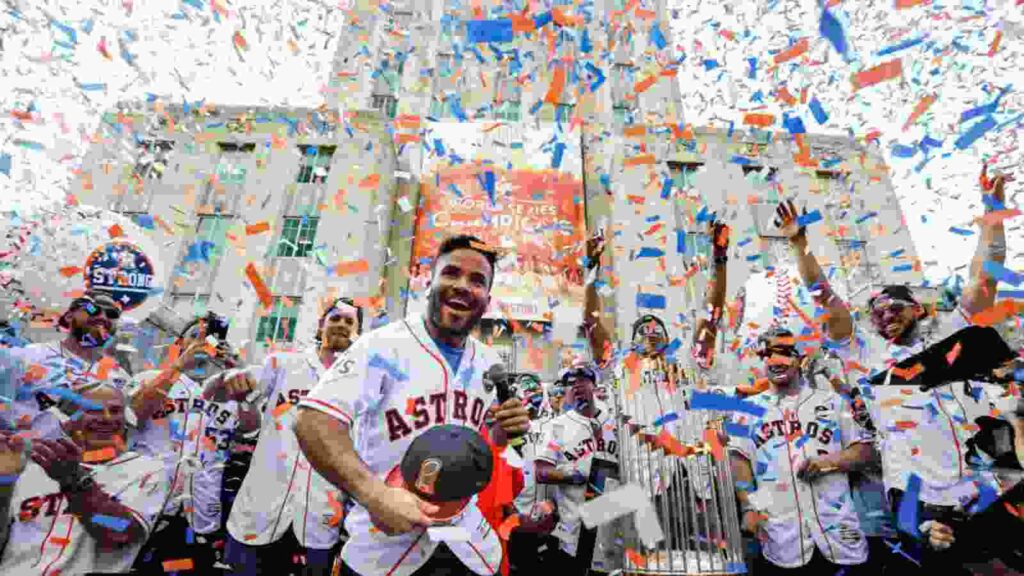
[
  {"xmin": 0, "ymin": 453, "xmax": 168, "ymax": 576},
  {"xmin": 298, "ymin": 315, "xmax": 503, "ymax": 576},
  {"xmin": 227, "ymin": 350, "xmax": 345, "ymax": 549}
]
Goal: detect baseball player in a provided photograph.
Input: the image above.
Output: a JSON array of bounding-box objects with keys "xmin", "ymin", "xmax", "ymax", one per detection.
[
  {"xmin": 294, "ymin": 234, "xmax": 530, "ymax": 576},
  {"xmin": 729, "ymin": 327, "xmax": 874, "ymax": 575},
  {"xmin": 772, "ymin": 165, "xmax": 1013, "ymax": 573},
  {"xmin": 1, "ymin": 291, "xmax": 131, "ymax": 440},
  {"xmin": 0, "ymin": 382, "xmax": 169, "ymax": 575},
  {"xmin": 128, "ymin": 314, "xmax": 260, "ymax": 573},
  {"xmin": 534, "ymin": 361, "xmax": 621, "ymax": 575},
  {"xmin": 225, "ymin": 297, "xmax": 362, "ymax": 575}
]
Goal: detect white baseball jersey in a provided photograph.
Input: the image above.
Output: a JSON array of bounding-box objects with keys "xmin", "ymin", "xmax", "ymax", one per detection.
[
  {"xmin": 298, "ymin": 315, "xmax": 503, "ymax": 576},
  {"xmin": 535, "ymin": 407, "xmax": 619, "ymax": 558},
  {"xmin": 128, "ymin": 369, "xmax": 243, "ymax": 534},
  {"xmin": 227, "ymin": 350, "xmax": 345, "ymax": 550},
  {"xmin": 729, "ymin": 384, "xmax": 869, "ymax": 569},
  {"xmin": 2, "ymin": 342, "xmax": 131, "ymax": 439},
  {"xmin": 513, "ymin": 416, "xmax": 554, "ymax": 515},
  {"xmin": 0, "ymin": 452, "xmax": 169, "ymax": 575},
  {"xmin": 829, "ymin": 309, "xmax": 1001, "ymax": 506}
]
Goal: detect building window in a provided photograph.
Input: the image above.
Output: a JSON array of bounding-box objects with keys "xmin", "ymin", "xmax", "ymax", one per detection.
[
  {"xmin": 256, "ymin": 297, "xmax": 300, "ymax": 344},
  {"xmin": 372, "ymin": 94, "xmax": 398, "ymax": 119},
  {"xmin": 296, "ymin": 145, "xmax": 336, "ymax": 184},
  {"xmin": 276, "ymin": 216, "xmax": 319, "ymax": 258},
  {"xmin": 133, "ymin": 140, "xmax": 174, "ymax": 180},
  {"xmin": 215, "ymin": 143, "xmax": 254, "ymax": 185},
  {"xmin": 668, "ymin": 162, "xmax": 702, "ymax": 189},
  {"xmin": 195, "ymin": 215, "xmax": 231, "ymax": 268},
  {"xmin": 495, "ymin": 100, "xmax": 522, "ymax": 121}
]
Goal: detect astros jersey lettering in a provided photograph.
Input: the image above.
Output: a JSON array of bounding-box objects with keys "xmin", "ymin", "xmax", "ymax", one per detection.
[
  {"xmin": 0, "ymin": 452, "xmax": 168, "ymax": 576},
  {"xmin": 729, "ymin": 385, "xmax": 869, "ymax": 569},
  {"xmin": 298, "ymin": 316, "xmax": 503, "ymax": 576},
  {"xmin": 128, "ymin": 370, "xmax": 242, "ymax": 534}
]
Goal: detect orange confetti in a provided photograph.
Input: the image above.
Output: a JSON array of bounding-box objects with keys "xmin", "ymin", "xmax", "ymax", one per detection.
[
  {"xmin": 245, "ymin": 221, "xmax": 270, "ymax": 235},
  {"xmin": 497, "ymin": 514, "xmax": 521, "ymax": 540},
  {"xmin": 162, "ymin": 558, "xmax": 195, "ymax": 572},
  {"xmin": 776, "ymin": 87, "xmax": 798, "ymax": 106},
  {"xmin": 272, "ymin": 401, "xmax": 293, "ymax": 420},
  {"xmin": 244, "ymin": 263, "xmax": 273, "ymax": 309},
  {"xmin": 624, "ymin": 153, "xmax": 656, "ymax": 167},
  {"xmin": 703, "ymin": 428, "xmax": 725, "ymax": 461},
  {"xmin": 633, "ymin": 75, "xmax": 657, "ymax": 94},
  {"xmin": 851, "ymin": 59, "xmax": 903, "ymax": 91},
  {"xmin": 83, "ymin": 447, "xmax": 117, "ymax": 463},
  {"xmin": 946, "ymin": 342, "xmax": 962, "ymax": 365},
  {"xmin": 743, "ymin": 113, "xmax": 775, "ymax": 128},
  {"xmin": 902, "ymin": 93, "xmax": 936, "ymax": 131},
  {"xmin": 232, "ymin": 31, "xmax": 248, "ymax": 51},
  {"xmin": 988, "ymin": 31, "xmax": 1002, "ymax": 57},
  {"xmin": 59, "ymin": 266, "xmax": 83, "ymax": 278},
  {"xmin": 626, "ymin": 549, "xmax": 647, "ymax": 568},
  {"xmin": 891, "ymin": 363, "xmax": 924, "ymax": 381},
  {"xmin": 50, "ymin": 537, "xmax": 71, "ymax": 546},
  {"xmin": 894, "ymin": 420, "xmax": 918, "ymax": 430},
  {"xmin": 94, "ymin": 356, "xmax": 118, "ymax": 380},
  {"xmin": 108, "ymin": 224, "xmax": 124, "ymax": 238},
  {"xmin": 334, "ymin": 259, "xmax": 370, "ymax": 277},
  {"xmin": 773, "ymin": 38, "xmax": 809, "ymax": 65},
  {"xmin": 544, "ymin": 66, "xmax": 567, "ymax": 105},
  {"xmin": 895, "ymin": 0, "xmax": 929, "ymax": 7},
  {"xmin": 358, "ymin": 173, "xmax": 380, "ymax": 189},
  {"xmin": 510, "ymin": 13, "xmax": 535, "ymax": 33}
]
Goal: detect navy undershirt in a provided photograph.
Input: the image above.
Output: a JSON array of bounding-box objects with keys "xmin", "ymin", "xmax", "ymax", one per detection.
[{"xmin": 433, "ymin": 338, "xmax": 465, "ymax": 375}]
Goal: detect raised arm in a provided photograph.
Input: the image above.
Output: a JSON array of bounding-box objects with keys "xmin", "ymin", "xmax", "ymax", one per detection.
[
  {"xmin": 963, "ymin": 166, "xmax": 1011, "ymax": 316},
  {"xmin": 130, "ymin": 340, "xmax": 203, "ymax": 424},
  {"xmin": 693, "ymin": 219, "xmax": 730, "ymax": 368},
  {"xmin": 775, "ymin": 200, "xmax": 853, "ymax": 342},
  {"xmin": 583, "ymin": 232, "xmax": 614, "ymax": 368}
]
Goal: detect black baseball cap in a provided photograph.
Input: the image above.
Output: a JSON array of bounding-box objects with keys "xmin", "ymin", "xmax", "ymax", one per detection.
[
  {"xmin": 385, "ymin": 424, "xmax": 493, "ymax": 522},
  {"xmin": 59, "ymin": 291, "xmax": 121, "ymax": 329}
]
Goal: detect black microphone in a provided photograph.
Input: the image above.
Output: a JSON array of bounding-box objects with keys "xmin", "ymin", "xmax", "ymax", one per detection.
[{"xmin": 486, "ymin": 364, "xmax": 525, "ymax": 449}]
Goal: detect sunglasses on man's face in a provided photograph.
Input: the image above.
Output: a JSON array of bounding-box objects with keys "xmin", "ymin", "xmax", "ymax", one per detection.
[
  {"xmin": 637, "ymin": 323, "xmax": 666, "ymax": 337},
  {"xmin": 869, "ymin": 299, "xmax": 912, "ymax": 322},
  {"xmin": 759, "ymin": 346, "xmax": 798, "ymax": 359}
]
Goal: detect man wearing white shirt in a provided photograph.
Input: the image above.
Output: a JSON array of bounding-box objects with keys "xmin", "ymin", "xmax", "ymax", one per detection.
[
  {"xmin": 225, "ymin": 298, "xmax": 362, "ymax": 576},
  {"xmin": 294, "ymin": 235, "xmax": 531, "ymax": 576},
  {"xmin": 0, "ymin": 383, "xmax": 168, "ymax": 576}
]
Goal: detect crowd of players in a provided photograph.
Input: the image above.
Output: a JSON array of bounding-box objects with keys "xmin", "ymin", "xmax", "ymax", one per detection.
[{"xmin": 0, "ymin": 173, "xmax": 1022, "ymax": 576}]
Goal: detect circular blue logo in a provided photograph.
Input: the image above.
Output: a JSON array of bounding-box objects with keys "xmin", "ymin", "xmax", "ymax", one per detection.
[{"xmin": 83, "ymin": 240, "xmax": 157, "ymax": 312}]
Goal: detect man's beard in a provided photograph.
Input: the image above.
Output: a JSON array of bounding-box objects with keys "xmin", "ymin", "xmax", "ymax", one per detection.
[
  {"xmin": 324, "ymin": 332, "xmax": 352, "ymax": 353},
  {"xmin": 428, "ymin": 287, "xmax": 482, "ymax": 339}
]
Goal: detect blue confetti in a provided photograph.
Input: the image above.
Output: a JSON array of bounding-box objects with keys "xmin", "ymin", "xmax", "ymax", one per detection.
[
  {"xmin": 368, "ymin": 354, "xmax": 408, "ymax": 382},
  {"xmin": 703, "ymin": 59, "xmax": 720, "ymax": 71},
  {"xmin": 982, "ymin": 261, "xmax": 1024, "ymax": 286},
  {"xmin": 650, "ymin": 23, "xmax": 668, "ymax": 50},
  {"xmin": 891, "ymin": 144, "xmax": 917, "ymax": 158},
  {"xmin": 653, "ymin": 412, "xmax": 679, "ymax": 427},
  {"xmin": 954, "ymin": 116, "xmax": 997, "ymax": 150},
  {"xmin": 783, "ymin": 114, "xmax": 806, "ymax": 135},
  {"xmin": 819, "ymin": 8, "xmax": 848, "ymax": 57},
  {"xmin": 580, "ymin": 28, "xmax": 593, "ymax": 54},
  {"xmin": 725, "ymin": 422, "xmax": 751, "ymax": 438},
  {"xmin": 876, "ymin": 35, "xmax": 926, "ymax": 57},
  {"xmin": 551, "ymin": 142, "xmax": 566, "ymax": 169},
  {"xmin": 747, "ymin": 57, "xmax": 758, "ymax": 80},
  {"xmin": 481, "ymin": 170, "xmax": 496, "ymax": 206},
  {"xmin": 584, "ymin": 62, "xmax": 605, "ymax": 93},
  {"xmin": 660, "ymin": 176, "xmax": 673, "ymax": 199},
  {"xmin": 41, "ymin": 387, "xmax": 103, "ymax": 411},
  {"xmin": 897, "ymin": 474, "xmax": 922, "ymax": 538},
  {"xmin": 91, "ymin": 514, "xmax": 131, "ymax": 531},
  {"xmin": 0, "ymin": 153, "xmax": 10, "ymax": 176},
  {"xmin": 809, "ymin": 97, "xmax": 829, "ymax": 125},
  {"xmin": 533, "ymin": 11, "xmax": 553, "ymax": 29},
  {"xmin": 690, "ymin": 392, "xmax": 767, "ymax": 417},
  {"xmin": 948, "ymin": 227, "xmax": 975, "ymax": 236},
  {"xmin": 796, "ymin": 209, "xmax": 823, "ymax": 227},
  {"xmin": 636, "ymin": 247, "xmax": 665, "ymax": 259},
  {"xmin": 636, "ymin": 293, "xmax": 667, "ymax": 310},
  {"xmin": 855, "ymin": 211, "xmax": 878, "ymax": 224},
  {"xmin": 433, "ymin": 138, "xmax": 446, "ymax": 157},
  {"xmin": 676, "ymin": 230, "xmax": 686, "ymax": 254}
]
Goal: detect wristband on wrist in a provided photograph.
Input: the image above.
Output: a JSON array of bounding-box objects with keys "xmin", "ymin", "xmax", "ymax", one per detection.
[{"xmin": 713, "ymin": 254, "xmax": 728, "ymax": 265}]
